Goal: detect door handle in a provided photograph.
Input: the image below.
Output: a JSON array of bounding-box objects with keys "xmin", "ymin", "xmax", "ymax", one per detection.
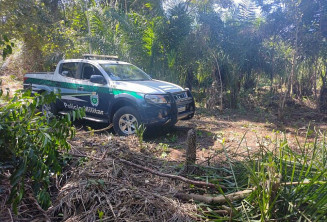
[{"xmin": 78, "ymin": 86, "xmax": 84, "ymax": 91}]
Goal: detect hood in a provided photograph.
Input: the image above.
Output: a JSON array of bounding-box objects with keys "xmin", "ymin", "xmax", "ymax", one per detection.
[{"xmin": 111, "ymin": 80, "xmax": 184, "ymax": 94}]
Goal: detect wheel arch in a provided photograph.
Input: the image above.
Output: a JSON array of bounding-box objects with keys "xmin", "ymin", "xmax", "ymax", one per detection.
[
  {"xmin": 33, "ymin": 85, "xmax": 53, "ymax": 95},
  {"xmin": 109, "ymin": 97, "xmax": 139, "ymax": 122}
]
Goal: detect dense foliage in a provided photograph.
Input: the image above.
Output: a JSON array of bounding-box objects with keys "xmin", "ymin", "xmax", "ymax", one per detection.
[
  {"xmin": 0, "ymin": 35, "xmax": 13, "ymax": 59},
  {"xmin": 1, "ymin": 0, "xmax": 327, "ymax": 114},
  {"xmin": 0, "ymin": 90, "xmax": 84, "ymax": 212}
]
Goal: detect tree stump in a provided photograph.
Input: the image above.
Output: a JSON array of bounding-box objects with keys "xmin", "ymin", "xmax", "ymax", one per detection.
[{"xmin": 183, "ymin": 129, "xmax": 197, "ymax": 174}]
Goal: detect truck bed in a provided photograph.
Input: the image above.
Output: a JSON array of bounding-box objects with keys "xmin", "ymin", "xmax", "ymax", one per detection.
[{"xmin": 25, "ymin": 72, "xmax": 54, "ymax": 76}]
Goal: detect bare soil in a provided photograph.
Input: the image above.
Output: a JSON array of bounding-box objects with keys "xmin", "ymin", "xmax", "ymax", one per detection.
[{"xmin": 144, "ymin": 102, "xmax": 327, "ymax": 165}]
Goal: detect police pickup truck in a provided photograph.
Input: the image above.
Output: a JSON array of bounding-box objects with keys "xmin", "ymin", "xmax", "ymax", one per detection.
[{"xmin": 23, "ymin": 55, "xmax": 195, "ymax": 136}]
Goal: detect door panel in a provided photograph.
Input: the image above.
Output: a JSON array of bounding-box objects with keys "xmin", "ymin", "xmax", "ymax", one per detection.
[
  {"xmin": 55, "ymin": 62, "xmax": 81, "ymax": 110},
  {"xmin": 73, "ymin": 63, "xmax": 111, "ymax": 118}
]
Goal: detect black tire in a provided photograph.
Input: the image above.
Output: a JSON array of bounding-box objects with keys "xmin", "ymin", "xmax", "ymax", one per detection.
[
  {"xmin": 113, "ymin": 106, "xmax": 141, "ymax": 136},
  {"xmin": 180, "ymin": 113, "xmax": 194, "ymax": 120},
  {"xmin": 41, "ymin": 102, "xmax": 58, "ymax": 119}
]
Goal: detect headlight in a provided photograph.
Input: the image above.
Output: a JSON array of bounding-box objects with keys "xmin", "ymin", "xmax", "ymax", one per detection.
[{"xmin": 144, "ymin": 94, "xmax": 168, "ymax": 104}]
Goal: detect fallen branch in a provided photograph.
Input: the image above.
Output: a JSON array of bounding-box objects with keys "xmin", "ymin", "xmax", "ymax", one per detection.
[
  {"xmin": 118, "ymin": 158, "xmax": 225, "ymax": 189},
  {"xmin": 284, "ymin": 181, "xmax": 325, "ymax": 186},
  {"xmin": 76, "ymin": 124, "xmax": 113, "ymax": 135},
  {"xmin": 175, "ymin": 189, "xmax": 253, "ymax": 204},
  {"xmin": 27, "ymin": 193, "xmax": 51, "ymax": 222},
  {"xmin": 69, "ymin": 153, "xmax": 101, "ymax": 161}
]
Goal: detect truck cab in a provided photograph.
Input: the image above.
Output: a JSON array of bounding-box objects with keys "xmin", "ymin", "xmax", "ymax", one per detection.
[{"xmin": 23, "ymin": 55, "xmax": 195, "ymax": 136}]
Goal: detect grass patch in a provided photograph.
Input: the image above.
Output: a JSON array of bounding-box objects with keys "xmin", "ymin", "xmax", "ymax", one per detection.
[{"xmin": 201, "ymin": 129, "xmax": 327, "ymax": 221}]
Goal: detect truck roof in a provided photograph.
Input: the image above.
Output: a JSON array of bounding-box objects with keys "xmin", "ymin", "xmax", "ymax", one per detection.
[{"xmin": 59, "ymin": 59, "xmax": 131, "ymax": 65}]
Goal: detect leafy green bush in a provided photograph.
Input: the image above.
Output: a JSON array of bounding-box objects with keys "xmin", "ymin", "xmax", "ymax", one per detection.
[{"xmin": 0, "ymin": 89, "xmax": 84, "ymax": 213}]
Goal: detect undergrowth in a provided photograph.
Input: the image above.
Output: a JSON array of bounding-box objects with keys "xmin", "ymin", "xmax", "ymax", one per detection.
[
  {"xmin": 202, "ymin": 129, "xmax": 327, "ymax": 221},
  {"xmin": 0, "ymin": 89, "xmax": 84, "ymax": 212}
]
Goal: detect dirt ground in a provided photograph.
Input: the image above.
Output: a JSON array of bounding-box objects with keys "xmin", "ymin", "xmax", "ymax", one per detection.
[
  {"xmin": 0, "ymin": 75, "xmax": 22, "ymax": 97},
  {"xmin": 67, "ymin": 97, "xmax": 327, "ymax": 171},
  {"xmin": 138, "ymin": 102, "xmax": 327, "ymax": 166}
]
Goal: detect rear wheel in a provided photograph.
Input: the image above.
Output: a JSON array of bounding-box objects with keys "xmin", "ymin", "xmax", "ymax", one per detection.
[
  {"xmin": 41, "ymin": 102, "xmax": 57, "ymax": 119},
  {"xmin": 113, "ymin": 106, "xmax": 140, "ymax": 136}
]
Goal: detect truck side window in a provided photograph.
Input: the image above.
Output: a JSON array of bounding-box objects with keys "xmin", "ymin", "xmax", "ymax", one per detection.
[
  {"xmin": 81, "ymin": 64, "xmax": 103, "ymax": 80},
  {"xmin": 60, "ymin": 62, "xmax": 79, "ymax": 79}
]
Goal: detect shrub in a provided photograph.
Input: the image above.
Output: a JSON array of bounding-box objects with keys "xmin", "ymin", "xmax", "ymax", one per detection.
[{"xmin": 0, "ymin": 89, "xmax": 84, "ymax": 213}]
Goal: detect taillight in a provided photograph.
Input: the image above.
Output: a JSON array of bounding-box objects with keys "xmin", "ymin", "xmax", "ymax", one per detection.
[{"xmin": 23, "ymin": 77, "xmax": 28, "ymax": 82}]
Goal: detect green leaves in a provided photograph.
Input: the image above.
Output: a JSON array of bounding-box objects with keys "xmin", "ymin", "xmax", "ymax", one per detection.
[
  {"xmin": 0, "ymin": 90, "xmax": 83, "ymax": 212},
  {"xmin": 0, "ymin": 35, "xmax": 14, "ymax": 59}
]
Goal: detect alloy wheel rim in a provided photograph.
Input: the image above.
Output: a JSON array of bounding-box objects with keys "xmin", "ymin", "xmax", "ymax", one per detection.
[{"xmin": 119, "ymin": 114, "xmax": 137, "ymax": 135}]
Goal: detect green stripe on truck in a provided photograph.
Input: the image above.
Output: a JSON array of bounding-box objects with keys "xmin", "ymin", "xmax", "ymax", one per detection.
[{"xmin": 25, "ymin": 78, "xmax": 143, "ymax": 99}]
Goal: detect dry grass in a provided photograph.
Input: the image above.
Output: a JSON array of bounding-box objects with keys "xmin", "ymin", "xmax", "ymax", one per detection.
[
  {"xmin": 47, "ymin": 134, "xmax": 199, "ymax": 222},
  {"xmin": 1, "ymin": 134, "xmax": 200, "ymax": 221},
  {"xmin": 0, "ymin": 173, "xmax": 51, "ymax": 221}
]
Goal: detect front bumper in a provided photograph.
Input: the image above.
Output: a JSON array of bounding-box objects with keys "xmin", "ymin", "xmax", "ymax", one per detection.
[{"xmin": 139, "ymin": 91, "xmax": 195, "ymax": 126}]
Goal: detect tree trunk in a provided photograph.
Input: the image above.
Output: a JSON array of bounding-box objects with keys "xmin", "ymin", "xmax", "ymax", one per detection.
[
  {"xmin": 205, "ymin": 67, "xmax": 220, "ymax": 110},
  {"xmin": 186, "ymin": 67, "xmax": 193, "ymax": 91},
  {"xmin": 278, "ymin": 68, "xmax": 290, "ymax": 121},
  {"xmin": 313, "ymin": 59, "xmax": 318, "ymax": 100},
  {"xmin": 216, "ymin": 58, "xmax": 223, "ymax": 112},
  {"xmin": 319, "ymin": 65, "xmax": 327, "ymax": 113},
  {"xmin": 86, "ymin": 12, "xmax": 93, "ymax": 54},
  {"xmin": 289, "ymin": 5, "xmax": 301, "ymax": 98},
  {"xmin": 206, "ymin": 54, "xmax": 223, "ymax": 111}
]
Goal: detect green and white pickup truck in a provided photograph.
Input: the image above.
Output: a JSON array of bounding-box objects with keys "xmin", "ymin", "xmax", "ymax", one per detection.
[{"xmin": 23, "ymin": 55, "xmax": 195, "ymax": 136}]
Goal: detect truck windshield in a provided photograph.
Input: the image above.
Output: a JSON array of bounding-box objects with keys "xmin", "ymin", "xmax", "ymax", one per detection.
[{"xmin": 100, "ymin": 64, "xmax": 151, "ymax": 81}]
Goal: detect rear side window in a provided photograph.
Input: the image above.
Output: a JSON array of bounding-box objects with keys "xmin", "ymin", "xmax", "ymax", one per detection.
[{"xmin": 60, "ymin": 62, "xmax": 79, "ymax": 79}]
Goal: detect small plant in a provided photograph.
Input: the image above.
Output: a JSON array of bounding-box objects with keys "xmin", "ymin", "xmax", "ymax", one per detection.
[
  {"xmin": 156, "ymin": 143, "xmax": 169, "ymax": 158},
  {"xmin": 98, "ymin": 210, "xmax": 104, "ymax": 222},
  {"xmin": 196, "ymin": 130, "xmax": 203, "ymax": 137},
  {"xmin": 86, "ymin": 126, "xmax": 95, "ymax": 136},
  {"xmin": 135, "ymin": 123, "xmax": 146, "ymax": 150},
  {"xmin": 166, "ymin": 133, "xmax": 178, "ymax": 143}
]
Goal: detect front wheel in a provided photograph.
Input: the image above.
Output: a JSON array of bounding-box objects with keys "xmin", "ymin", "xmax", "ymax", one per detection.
[
  {"xmin": 113, "ymin": 106, "xmax": 140, "ymax": 136},
  {"xmin": 180, "ymin": 113, "xmax": 194, "ymax": 120}
]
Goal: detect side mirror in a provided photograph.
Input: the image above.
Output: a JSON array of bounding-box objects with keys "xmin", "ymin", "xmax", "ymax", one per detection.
[{"xmin": 90, "ymin": 75, "xmax": 106, "ymax": 84}]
